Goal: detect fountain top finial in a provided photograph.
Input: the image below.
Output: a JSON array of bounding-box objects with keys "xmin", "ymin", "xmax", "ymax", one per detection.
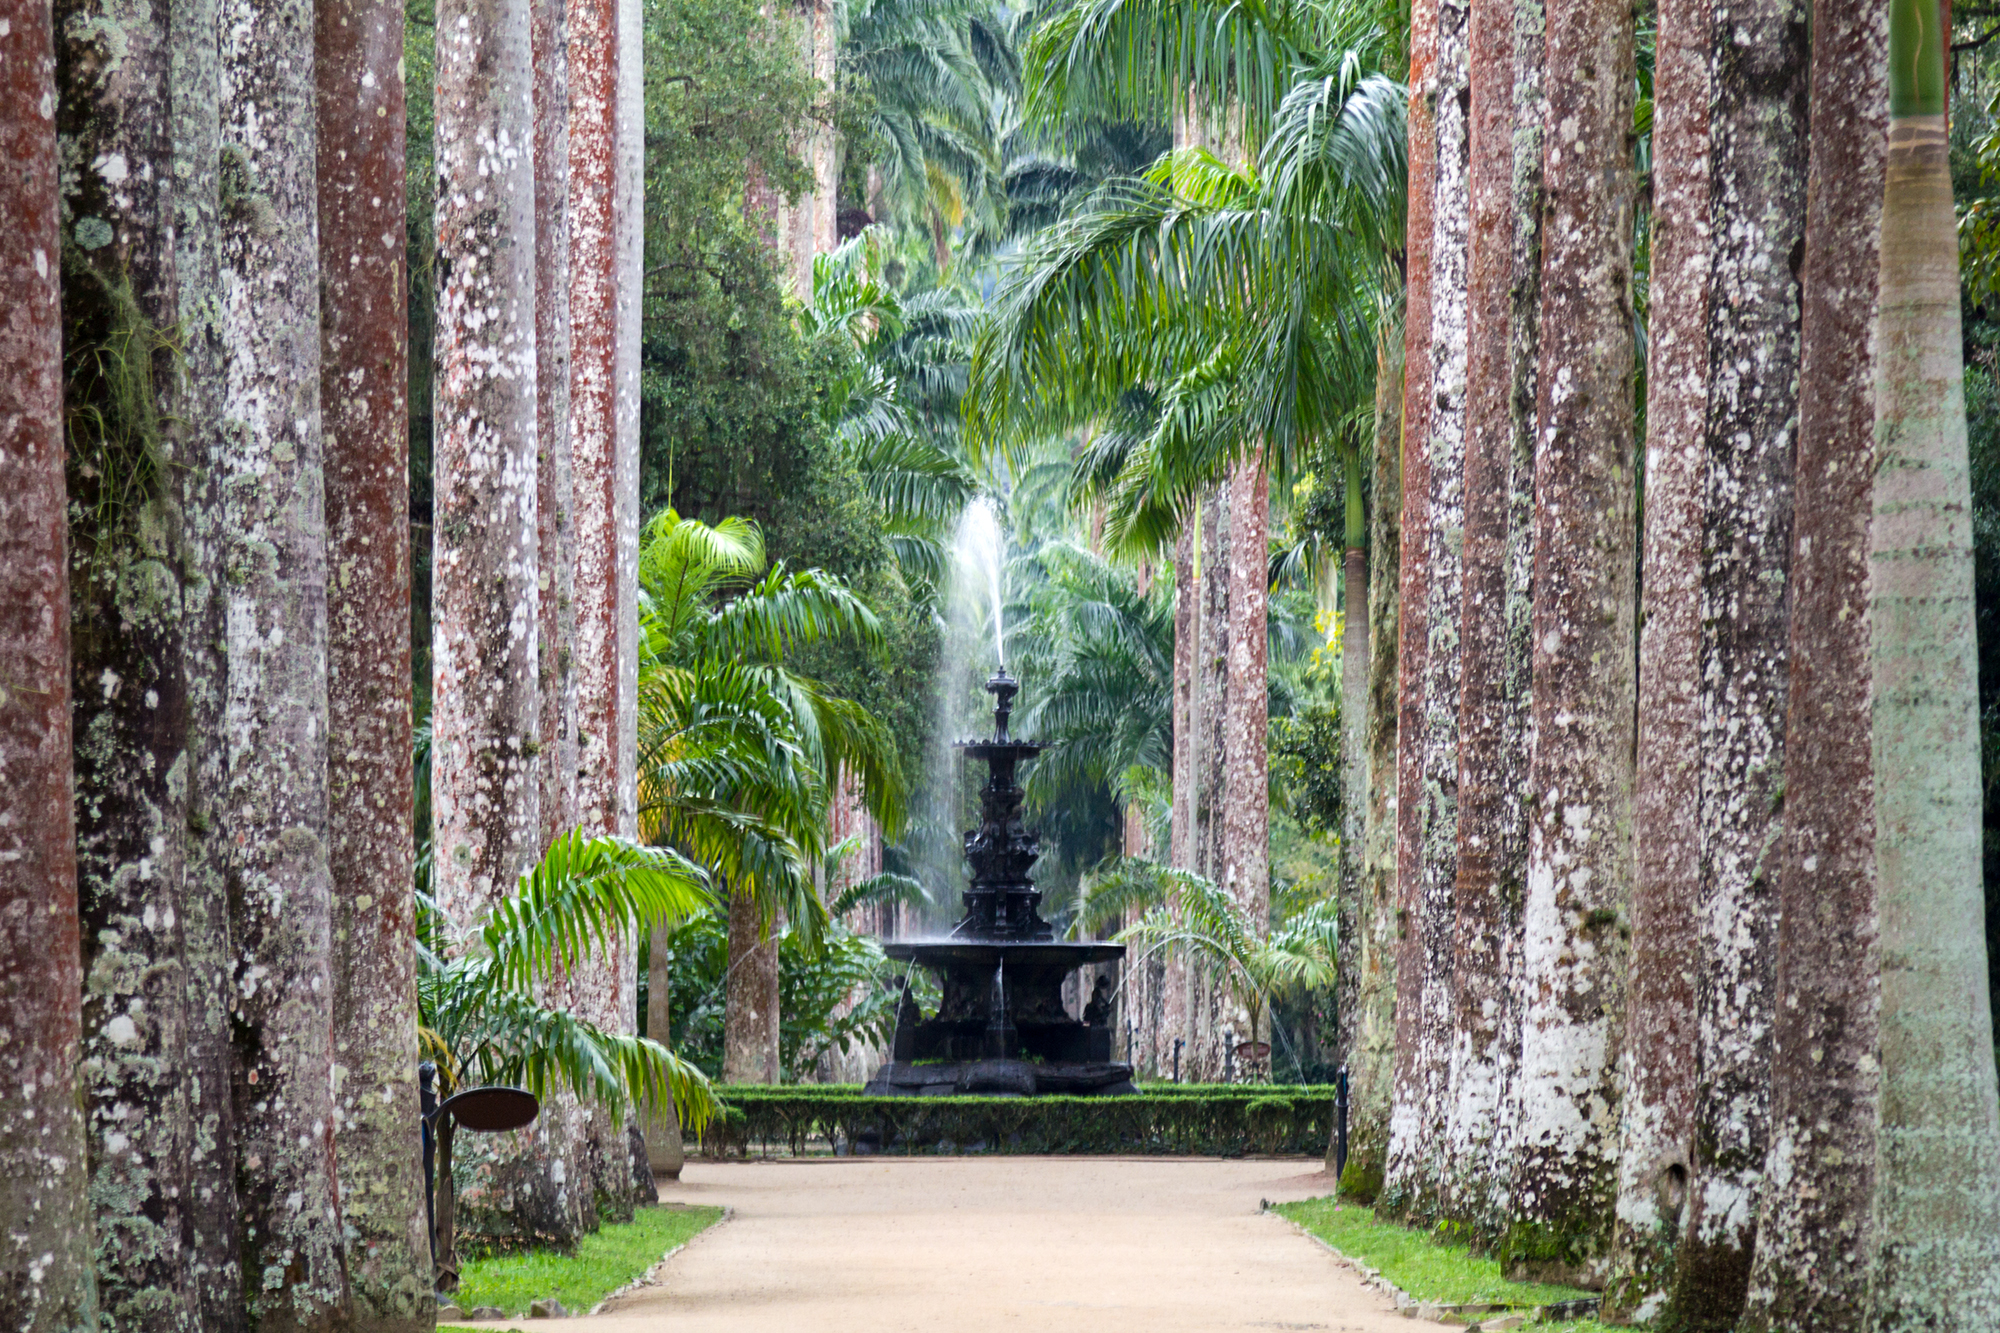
[{"xmin": 985, "ymin": 667, "xmax": 1018, "ymax": 742}]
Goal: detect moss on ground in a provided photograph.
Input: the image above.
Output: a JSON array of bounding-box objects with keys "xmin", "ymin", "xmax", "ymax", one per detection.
[
  {"xmin": 1273, "ymin": 1196, "xmax": 1614, "ymax": 1332},
  {"xmin": 443, "ymin": 1202, "xmax": 724, "ymax": 1319}
]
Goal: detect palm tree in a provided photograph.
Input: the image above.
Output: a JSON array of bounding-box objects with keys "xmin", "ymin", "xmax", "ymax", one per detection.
[
  {"xmin": 635, "ymin": 508, "xmax": 907, "ymax": 1084},
  {"xmin": 419, "ymin": 829, "xmax": 719, "ymax": 1287},
  {"xmin": 1078, "ymin": 860, "xmax": 1339, "ymax": 1079}
]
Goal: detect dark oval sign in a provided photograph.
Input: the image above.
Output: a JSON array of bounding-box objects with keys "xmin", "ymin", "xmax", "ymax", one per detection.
[{"xmin": 437, "ymin": 1086, "xmax": 539, "ymax": 1133}]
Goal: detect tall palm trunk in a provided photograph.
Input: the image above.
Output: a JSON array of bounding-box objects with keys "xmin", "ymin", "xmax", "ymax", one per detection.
[
  {"xmin": 54, "ymin": 0, "xmax": 200, "ymax": 1318},
  {"xmin": 1222, "ymin": 459, "xmax": 1267, "ymax": 1068},
  {"xmin": 1606, "ymin": 0, "xmax": 1709, "ymax": 1311},
  {"xmin": 431, "ymin": 0, "xmax": 542, "ymax": 918},
  {"xmin": 1392, "ymin": 0, "xmax": 1471, "ymax": 1216},
  {"xmin": 1386, "ymin": 0, "xmax": 1438, "ymax": 1207},
  {"xmin": 1446, "ymin": 0, "xmax": 1542, "ymax": 1235},
  {"xmin": 1334, "ymin": 440, "xmax": 1367, "ymax": 1083},
  {"xmin": 1340, "ymin": 330, "xmax": 1404, "ymax": 1191},
  {"xmin": 172, "ymin": 0, "xmax": 243, "ymax": 1313},
  {"xmin": 217, "ymin": 0, "xmax": 349, "ymax": 1319},
  {"xmin": 0, "ymin": 4, "xmax": 98, "ymax": 1318},
  {"xmin": 318, "ymin": 0, "xmax": 429, "ymax": 1315},
  {"xmin": 1864, "ymin": 1, "xmax": 2000, "ymax": 1318},
  {"xmin": 1505, "ymin": 0, "xmax": 1637, "ymax": 1283},
  {"xmin": 1735, "ymin": 6, "xmax": 1885, "ymax": 1328},
  {"xmin": 1662, "ymin": 3, "xmax": 1809, "ymax": 1322}
]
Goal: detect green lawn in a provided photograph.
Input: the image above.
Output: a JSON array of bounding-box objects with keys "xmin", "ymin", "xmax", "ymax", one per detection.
[
  {"xmin": 443, "ymin": 1203, "xmax": 724, "ymax": 1320},
  {"xmin": 1273, "ymin": 1197, "xmax": 1612, "ymax": 1331}
]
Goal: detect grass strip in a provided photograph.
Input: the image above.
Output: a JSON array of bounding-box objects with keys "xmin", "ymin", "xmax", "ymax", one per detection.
[
  {"xmin": 448, "ymin": 1202, "xmax": 724, "ymax": 1318},
  {"xmin": 1273, "ymin": 1197, "xmax": 1612, "ymax": 1331}
]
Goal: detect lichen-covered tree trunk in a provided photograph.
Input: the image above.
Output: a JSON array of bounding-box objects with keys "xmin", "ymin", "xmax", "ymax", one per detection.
[
  {"xmin": 1662, "ymin": 5, "xmax": 1807, "ymax": 1322},
  {"xmin": 1605, "ymin": 0, "xmax": 1709, "ymax": 1314},
  {"xmin": 318, "ymin": 0, "xmax": 431, "ymax": 1322},
  {"xmin": 1196, "ymin": 485, "xmax": 1232, "ymax": 1081},
  {"xmin": 1392, "ymin": 0, "xmax": 1470, "ymax": 1217},
  {"xmin": 172, "ymin": 0, "xmax": 244, "ymax": 1313},
  {"xmin": 1446, "ymin": 0, "xmax": 1540, "ymax": 1236},
  {"xmin": 1341, "ymin": 330, "xmax": 1403, "ymax": 1192},
  {"xmin": 431, "ymin": 0, "xmax": 541, "ymax": 919},
  {"xmin": 724, "ymin": 889, "xmax": 781, "ymax": 1084},
  {"xmin": 1221, "ymin": 457, "xmax": 1269, "ymax": 1068},
  {"xmin": 1161, "ymin": 517, "xmax": 1196, "ymax": 1081},
  {"xmin": 534, "ymin": 0, "xmax": 577, "ymax": 853},
  {"xmin": 0, "ymin": 6, "xmax": 98, "ymax": 1318},
  {"xmin": 217, "ymin": 0, "xmax": 349, "ymax": 1318},
  {"xmin": 1864, "ymin": 3, "xmax": 2000, "ymax": 1319},
  {"xmin": 1334, "ymin": 451, "xmax": 1368, "ymax": 1084},
  {"xmin": 1505, "ymin": 0, "xmax": 1636, "ymax": 1284},
  {"xmin": 54, "ymin": 0, "xmax": 201, "ymax": 1319},
  {"xmin": 1385, "ymin": 0, "xmax": 1437, "ymax": 1210},
  {"xmin": 1735, "ymin": 6, "xmax": 1884, "ymax": 1328}
]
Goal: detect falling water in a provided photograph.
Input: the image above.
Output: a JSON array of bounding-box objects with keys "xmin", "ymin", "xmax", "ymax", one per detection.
[
  {"xmin": 900, "ymin": 498, "xmax": 1013, "ymax": 933},
  {"xmin": 955, "ymin": 496, "xmax": 1006, "ymax": 665}
]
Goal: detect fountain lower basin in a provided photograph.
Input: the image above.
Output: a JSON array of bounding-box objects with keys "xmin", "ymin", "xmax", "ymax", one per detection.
[{"xmin": 865, "ymin": 942, "xmax": 1133, "ymax": 1096}]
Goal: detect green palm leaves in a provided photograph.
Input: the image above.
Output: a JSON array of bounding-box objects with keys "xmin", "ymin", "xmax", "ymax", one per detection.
[
  {"xmin": 419, "ymin": 830, "xmax": 718, "ymax": 1126},
  {"xmin": 636, "ymin": 507, "xmax": 908, "ymax": 941}
]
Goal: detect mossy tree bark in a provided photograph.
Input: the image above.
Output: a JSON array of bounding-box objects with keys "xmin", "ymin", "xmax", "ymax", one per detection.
[
  {"xmin": 1393, "ymin": 0, "xmax": 1469, "ymax": 1216},
  {"xmin": 1221, "ymin": 457, "xmax": 1269, "ymax": 1068},
  {"xmin": 724, "ymin": 888, "xmax": 782, "ymax": 1085},
  {"xmin": 1864, "ymin": 1, "xmax": 2000, "ymax": 1320},
  {"xmin": 1339, "ymin": 331, "xmax": 1403, "ymax": 1192},
  {"xmin": 217, "ymin": 0, "xmax": 349, "ymax": 1318},
  {"xmin": 1664, "ymin": 1, "xmax": 1808, "ymax": 1322},
  {"xmin": 1385, "ymin": 0, "xmax": 1436, "ymax": 1208},
  {"xmin": 1505, "ymin": 0, "xmax": 1637, "ymax": 1284},
  {"xmin": 1736, "ymin": 4, "xmax": 1885, "ymax": 1327},
  {"xmin": 54, "ymin": 0, "xmax": 201, "ymax": 1318},
  {"xmin": 1446, "ymin": 0, "xmax": 1542, "ymax": 1235},
  {"xmin": 1607, "ymin": 0, "xmax": 1709, "ymax": 1312},
  {"xmin": 317, "ymin": 0, "xmax": 431, "ymax": 1318},
  {"xmin": 0, "ymin": 3, "xmax": 99, "ymax": 1319}
]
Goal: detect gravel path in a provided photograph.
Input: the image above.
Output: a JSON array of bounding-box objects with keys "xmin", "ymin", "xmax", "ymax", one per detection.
[{"xmin": 456, "ymin": 1157, "xmax": 1408, "ymax": 1332}]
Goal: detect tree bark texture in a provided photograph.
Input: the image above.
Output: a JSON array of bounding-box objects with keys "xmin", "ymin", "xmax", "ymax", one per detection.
[
  {"xmin": 1505, "ymin": 0, "xmax": 1637, "ymax": 1282},
  {"xmin": 1736, "ymin": 6, "xmax": 1884, "ymax": 1328},
  {"xmin": 1345, "ymin": 330, "xmax": 1404, "ymax": 1192},
  {"xmin": 431, "ymin": 0, "xmax": 542, "ymax": 919},
  {"xmin": 1197, "ymin": 486, "xmax": 1233, "ymax": 1080},
  {"xmin": 0, "ymin": 3, "xmax": 98, "ymax": 1318},
  {"xmin": 1445, "ymin": 0, "xmax": 1541, "ymax": 1237},
  {"xmin": 567, "ymin": 0, "xmax": 616, "ymax": 847},
  {"xmin": 1221, "ymin": 457, "xmax": 1269, "ymax": 1058},
  {"xmin": 217, "ymin": 0, "xmax": 348, "ymax": 1317},
  {"xmin": 1606, "ymin": 0, "xmax": 1709, "ymax": 1313},
  {"xmin": 171, "ymin": 0, "xmax": 245, "ymax": 1312},
  {"xmin": 1335, "ymin": 527, "xmax": 1368, "ymax": 1079},
  {"xmin": 534, "ymin": 0, "xmax": 578, "ymax": 851},
  {"xmin": 1159, "ymin": 517, "xmax": 1196, "ymax": 1083},
  {"xmin": 775, "ymin": 0, "xmax": 838, "ymax": 299},
  {"xmin": 1663, "ymin": 3, "xmax": 1808, "ymax": 1322},
  {"xmin": 724, "ymin": 889, "xmax": 781, "ymax": 1084},
  {"xmin": 317, "ymin": 0, "xmax": 430, "ymax": 1316},
  {"xmin": 54, "ymin": 0, "xmax": 200, "ymax": 1318},
  {"xmin": 1387, "ymin": 0, "xmax": 1437, "ymax": 1207},
  {"xmin": 1392, "ymin": 0, "xmax": 1470, "ymax": 1216},
  {"xmin": 1865, "ymin": 5, "xmax": 2000, "ymax": 1316}
]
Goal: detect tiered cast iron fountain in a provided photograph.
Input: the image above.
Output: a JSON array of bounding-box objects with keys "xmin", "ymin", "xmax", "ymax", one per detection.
[{"xmin": 865, "ymin": 668, "xmax": 1136, "ymax": 1097}]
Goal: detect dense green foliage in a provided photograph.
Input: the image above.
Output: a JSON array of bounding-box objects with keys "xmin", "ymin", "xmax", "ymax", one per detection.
[{"xmin": 697, "ymin": 1085, "xmax": 1340, "ymax": 1156}]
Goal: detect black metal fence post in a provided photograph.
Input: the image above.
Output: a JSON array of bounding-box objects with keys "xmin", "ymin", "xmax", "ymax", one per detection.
[
  {"xmin": 1335, "ymin": 1064, "xmax": 1350, "ymax": 1182},
  {"xmin": 1173, "ymin": 1038, "xmax": 1182, "ymax": 1083},
  {"xmin": 1224, "ymin": 1031, "xmax": 1235, "ymax": 1085}
]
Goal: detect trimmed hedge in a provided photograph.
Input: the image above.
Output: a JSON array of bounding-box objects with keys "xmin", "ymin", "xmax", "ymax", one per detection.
[{"xmin": 702, "ymin": 1084, "xmax": 1337, "ymax": 1157}]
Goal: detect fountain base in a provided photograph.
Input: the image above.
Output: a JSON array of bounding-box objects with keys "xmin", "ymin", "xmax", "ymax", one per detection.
[{"xmin": 863, "ymin": 941, "xmax": 1135, "ymax": 1097}]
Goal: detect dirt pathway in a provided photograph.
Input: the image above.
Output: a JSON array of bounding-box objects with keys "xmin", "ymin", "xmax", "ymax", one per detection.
[{"xmin": 458, "ymin": 1157, "xmax": 1408, "ymax": 1332}]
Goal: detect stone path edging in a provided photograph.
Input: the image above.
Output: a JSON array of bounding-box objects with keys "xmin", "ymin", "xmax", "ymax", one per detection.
[{"xmin": 587, "ymin": 1207, "xmax": 735, "ymax": 1317}]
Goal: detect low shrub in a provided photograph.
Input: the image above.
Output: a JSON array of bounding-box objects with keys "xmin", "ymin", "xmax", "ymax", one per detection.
[{"xmin": 701, "ymin": 1084, "xmax": 1338, "ymax": 1157}]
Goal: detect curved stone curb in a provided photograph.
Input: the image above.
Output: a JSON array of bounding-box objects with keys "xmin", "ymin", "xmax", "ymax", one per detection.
[{"xmin": 588, "ymin": 1205, "xmax": 734, "ymax": 1316}]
